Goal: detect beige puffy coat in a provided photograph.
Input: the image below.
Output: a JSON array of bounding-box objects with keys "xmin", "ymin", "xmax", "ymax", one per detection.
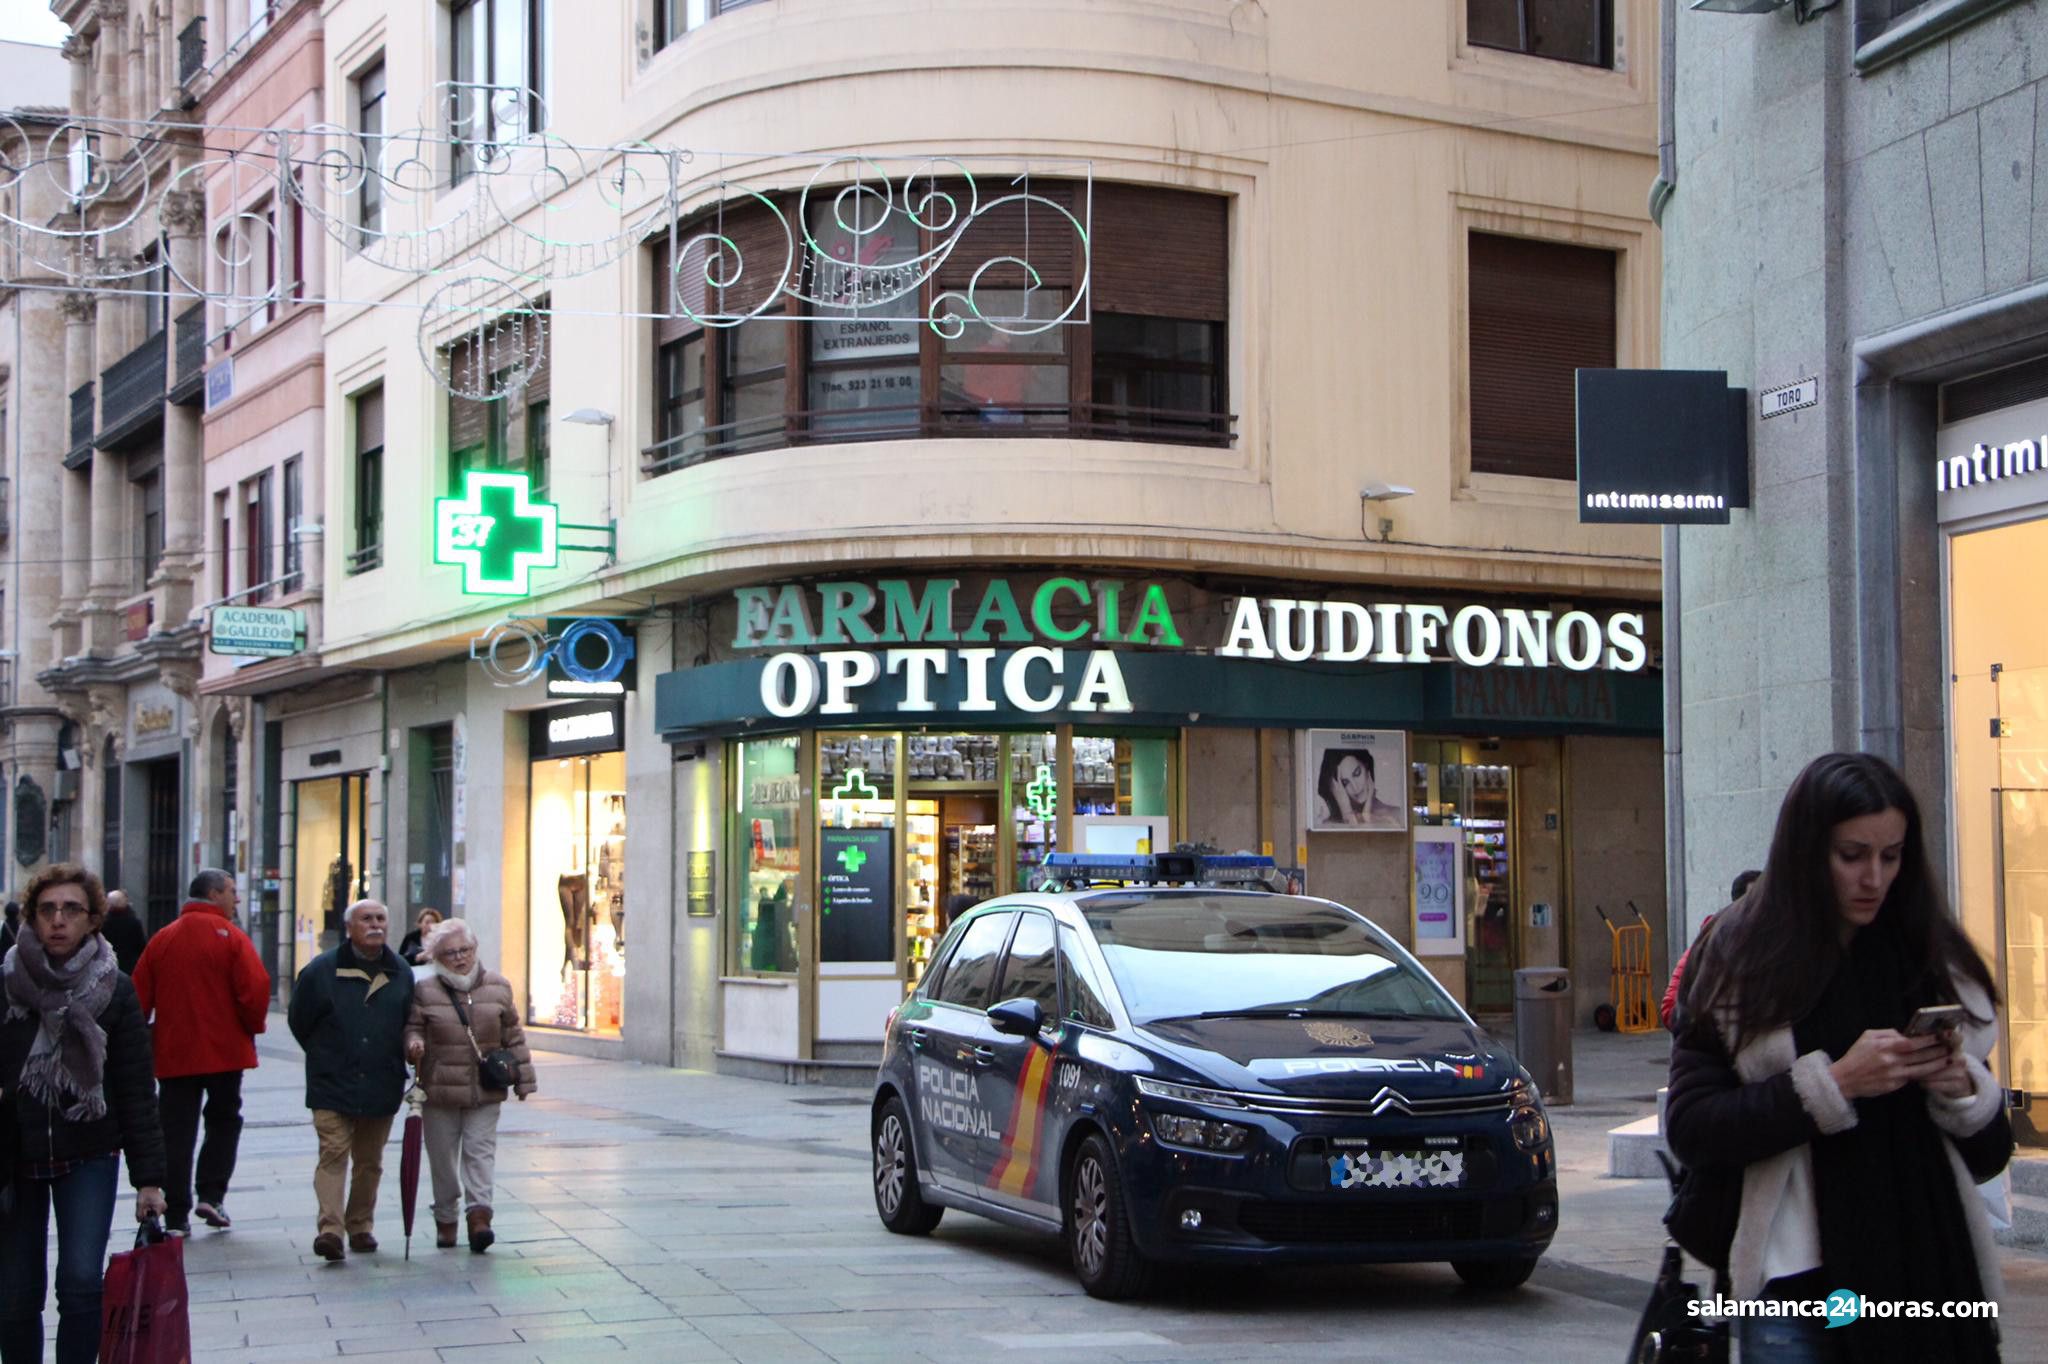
[{"xmin": 404, "ymin": 968, "xmax": 538, "ymax": 1108}]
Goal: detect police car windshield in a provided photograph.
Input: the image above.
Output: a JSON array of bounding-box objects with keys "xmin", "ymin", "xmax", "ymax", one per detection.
[{"xmin": 1081, "ymin": 894, "xmax": 1463, "ymax": 1025}]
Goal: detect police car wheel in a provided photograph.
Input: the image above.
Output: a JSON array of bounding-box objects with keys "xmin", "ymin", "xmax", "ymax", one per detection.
[
  {"xmin": 1067, "ymin": 1134, "xmax": 1152, "ymax": 1300},
  {"xmin": 1450, "ymin": 1256, "xmax": 1539, "ymax": 1291},
  {"xmin": 873, "ymin": 1097, "xmax": 943, "ymax": 1235}
]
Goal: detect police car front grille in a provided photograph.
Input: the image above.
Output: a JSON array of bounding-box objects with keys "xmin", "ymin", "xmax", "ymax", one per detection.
[
  {"xmin": 1237, "ymin": 1199, "xmax": 1488, "ymax": 1244},
  {"xmin": 1232, "ymin": 1089, "xmax": 1520, "ymax": 1119}
]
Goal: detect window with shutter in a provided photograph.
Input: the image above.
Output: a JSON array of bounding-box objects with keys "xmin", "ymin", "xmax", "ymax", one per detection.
[
  {"xmin": 1467, "ymin": 231, "xmax": 1616, "ymax": 482},
  {"xmin": 642, "ymin": 181, "xmax": 1234, "ymax": 477},
  {"xmin": 1467, "ymin": 0, "xmax": 1612, "ymax": 69},
  {"xmin": 349, "ymin": 385, "xmax": 384, "ymax": 575}
]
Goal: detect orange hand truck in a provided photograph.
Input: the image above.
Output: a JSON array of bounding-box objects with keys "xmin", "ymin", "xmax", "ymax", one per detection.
[{"xmin": 1593, "ymin": 902, "xmax": 1656, "ymax": 1033}]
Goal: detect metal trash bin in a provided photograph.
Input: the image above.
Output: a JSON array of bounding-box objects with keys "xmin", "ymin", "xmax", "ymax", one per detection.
[{"xmin": 1513, "ymin": 968, "xmax": 1573, "ymax": 1106}]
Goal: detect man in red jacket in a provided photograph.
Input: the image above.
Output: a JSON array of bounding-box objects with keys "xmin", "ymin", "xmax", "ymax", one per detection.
[{"xmin": 134, "ymin": 868, "xmax": 272, "ymax": 1235}]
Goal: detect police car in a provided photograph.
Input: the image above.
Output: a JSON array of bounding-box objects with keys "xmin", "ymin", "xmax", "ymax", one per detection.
[{"xmin": 870, "ymin": 853, "xmax": 1557, "ymax": 1299}]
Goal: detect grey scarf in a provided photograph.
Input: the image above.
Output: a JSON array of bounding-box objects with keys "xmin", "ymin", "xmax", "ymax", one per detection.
[{"xmin": 3, "ymin": 932, "xmax": 117, "ymax": 1121}]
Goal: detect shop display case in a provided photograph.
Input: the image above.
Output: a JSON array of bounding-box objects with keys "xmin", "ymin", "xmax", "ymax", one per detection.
[{"xmin": 906, "ymin": 800, "xmax": 940, "ymax": 982}]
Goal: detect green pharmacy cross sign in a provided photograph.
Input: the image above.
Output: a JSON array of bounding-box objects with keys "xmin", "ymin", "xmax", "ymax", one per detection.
[
  {"xmin": 433, "ymin": 471, "xmax": 615, "ymax": 597},
  {"xmin": 837, "ymin": 843, "xmax": 869, "ymax": 874},
  {"xmin": 1026, "ymin": 764, "xmax": 1058, "ymax": 820},
  {"xmin": 831, "ymin": 768, "xmax": 880, "ymax": 801}
]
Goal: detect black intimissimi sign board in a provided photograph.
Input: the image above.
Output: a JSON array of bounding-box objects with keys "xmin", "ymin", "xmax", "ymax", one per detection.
[{"xmin": 1575, "ymin": 369, "xmax": 1750, "ymax": 525}]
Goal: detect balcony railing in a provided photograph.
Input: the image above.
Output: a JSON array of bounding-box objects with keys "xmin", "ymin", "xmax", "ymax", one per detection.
[
  {"xmin": 170, "ymin": 304, "xmax": 206, "ymax": 406},
  {"xmin": 97, "ymin": 329, "xmax": 167, "ymax": 446},
  {"xmin": 66, "ymin": 382, "xmax": 94, "ymax": 468},
  {"xmin": 177, "ymin": 17, "xmax": 205, "ymax": 95},
  {"xmin": 639, "ymin": 401, "xmax": 1238, "ymax": 478},
  {"xmin": 345, "ymin": 543, "xmax": 382, "ymax": 576}
]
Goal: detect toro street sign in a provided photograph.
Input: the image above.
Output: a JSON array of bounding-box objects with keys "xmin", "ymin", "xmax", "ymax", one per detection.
[{"xmin": 434, "ymin": 471, "xmax": 561, "ymax": 596}]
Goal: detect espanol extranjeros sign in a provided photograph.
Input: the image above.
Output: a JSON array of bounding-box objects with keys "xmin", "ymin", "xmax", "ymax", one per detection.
[{"xmin": 734, "ymin": 579, "xmax": 1651, "ymax": 721}]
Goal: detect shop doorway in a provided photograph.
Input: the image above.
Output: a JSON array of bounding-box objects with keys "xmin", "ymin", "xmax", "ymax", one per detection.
[
  {"xmin": 141, "ymin": 758, "xmax": 182, "ymax": 934},
  {"xmin": 1948, "ymin": 516, "xmax": 2048, "ymax": 1141},
  {"xmin": 293, "ymin": 773, "xmax": 370, "ymax": 967},
  {"xmin": 528, "ymin": 749, "xmax": 626, "ymax": 1034}
]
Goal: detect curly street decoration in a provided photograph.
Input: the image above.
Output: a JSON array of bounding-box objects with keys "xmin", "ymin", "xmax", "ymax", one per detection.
[{"xmin": 0, "ymin": 94, "xmax": 1093, "ymax": 403}]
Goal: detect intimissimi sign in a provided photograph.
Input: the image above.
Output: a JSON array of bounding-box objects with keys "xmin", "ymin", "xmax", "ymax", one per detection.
[{"xmin": 1937, "ymin": 437, "xmax": 2044, "ymax": 493}]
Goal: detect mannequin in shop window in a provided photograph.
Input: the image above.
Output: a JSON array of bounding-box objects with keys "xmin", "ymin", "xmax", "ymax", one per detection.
[
  {"xmin": 750, "ymin": 880, "xmax": 796, "ymax": 973},
  {"xmin": 556, "ymin": 874, "xmax": 590, "ymax": 969}
]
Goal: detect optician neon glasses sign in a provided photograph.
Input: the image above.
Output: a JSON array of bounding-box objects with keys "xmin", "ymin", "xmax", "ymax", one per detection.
[{"xmin": 433, "ymin": 471, "xmax": 616, "ymax": 597}]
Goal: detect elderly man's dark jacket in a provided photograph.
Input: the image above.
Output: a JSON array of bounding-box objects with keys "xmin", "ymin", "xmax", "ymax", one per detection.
[{"xmin": 287, "ymin": 942, "xmax": 414, "ymax": 1116}]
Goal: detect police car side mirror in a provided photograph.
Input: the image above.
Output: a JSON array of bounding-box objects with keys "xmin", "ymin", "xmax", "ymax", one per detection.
[{"xmin": 987, "ymin": 998, "xmax": 1045, "ymax": 1038}]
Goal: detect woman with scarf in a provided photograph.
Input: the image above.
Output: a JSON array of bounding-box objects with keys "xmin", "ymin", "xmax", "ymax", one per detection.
[
  {"xmin": 0, "ymin": 864, "xmax": 166, "ymax": 1364},
  {"xmin": 403, "ymin": 918, "xmax": 534, "ymax": 1253},
  {"xmin": 1667, "ymin": 754, "xmax": 2013, "ymax": 1363}
]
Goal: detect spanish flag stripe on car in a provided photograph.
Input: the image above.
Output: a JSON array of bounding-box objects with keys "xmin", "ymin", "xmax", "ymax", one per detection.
[{"xmin": 988, "ymin": 1046, "xmax": 1057, "ymax": 1198}]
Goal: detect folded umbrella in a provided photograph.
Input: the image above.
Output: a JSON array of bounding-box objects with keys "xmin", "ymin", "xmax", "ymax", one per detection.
[{"xmin": 400, "ymin": 1070, "xmax": 424, "ymax": 1260}]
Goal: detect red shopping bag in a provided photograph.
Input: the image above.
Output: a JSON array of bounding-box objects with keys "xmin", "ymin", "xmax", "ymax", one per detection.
[{"xmin": 100, "ymin": 1219, "xmax": 191, "ymax": 1364}]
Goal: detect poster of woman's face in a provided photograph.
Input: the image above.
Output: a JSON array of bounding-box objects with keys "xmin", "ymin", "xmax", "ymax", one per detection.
[{"xmin": 1304, "ymin": 730, "xmax": 1408, "ymax": 833}]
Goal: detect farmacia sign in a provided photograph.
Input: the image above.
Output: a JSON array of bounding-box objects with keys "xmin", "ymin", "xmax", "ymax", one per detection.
[{"xmin": 733, "ymin": 580, "xmax": 1648, "ymax": 720}]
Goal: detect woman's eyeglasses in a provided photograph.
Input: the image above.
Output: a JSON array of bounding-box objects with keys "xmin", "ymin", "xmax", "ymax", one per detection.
[{"xmin": 35, "ymin": 903, "xmax": 90, "ymax": 922}]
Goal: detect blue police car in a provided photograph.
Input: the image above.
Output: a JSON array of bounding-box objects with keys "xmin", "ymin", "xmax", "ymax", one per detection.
[{"xmin": 871, "ymin": 854, "xmax": 1557, "ymax": 1299}]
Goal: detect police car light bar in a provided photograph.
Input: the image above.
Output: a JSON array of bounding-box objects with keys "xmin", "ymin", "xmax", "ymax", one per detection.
[{"xmin": 1039, "ymin": 852, "xmax": 1279, "ymax": 889}]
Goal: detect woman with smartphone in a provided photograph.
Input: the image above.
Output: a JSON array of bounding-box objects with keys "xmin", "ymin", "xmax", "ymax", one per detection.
[{"xmin": 1666, "ymin": 753, "xmax": 2012, "ymax": 1362}]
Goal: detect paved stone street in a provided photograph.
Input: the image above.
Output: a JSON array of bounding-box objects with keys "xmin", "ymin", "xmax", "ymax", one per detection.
[{"xmin": 48, "ymin": 1024, "xmax": 2048, "ymax": 1362}]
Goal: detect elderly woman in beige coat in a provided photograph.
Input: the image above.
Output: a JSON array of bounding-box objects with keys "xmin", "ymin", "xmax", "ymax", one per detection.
[{"xmin": 402, "ymin": 919, "xmax": 535, "ymax": 1252}]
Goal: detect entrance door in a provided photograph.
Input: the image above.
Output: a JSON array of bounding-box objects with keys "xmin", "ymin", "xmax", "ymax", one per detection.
[
  {"xmin": 1949, "ymin": 519, "xmax": 2048, "ymax": 1143},
  {"xmin": 143, "ymin": 759, "xmax": 181, "ymax": 935},
  {"xmin": 1996, "ymin": 790, "xmax": 2048, "ymax": 1142}
]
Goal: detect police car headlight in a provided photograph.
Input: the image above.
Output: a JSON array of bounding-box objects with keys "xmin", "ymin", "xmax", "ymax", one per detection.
[
  {"xmin": 1135, "ymin": 1076, "xmax": 1245, "ymax": 1108},
  {"xmin": 1150, "ymin": 1112, "xmax": 1251, "ymax": 1153},
  {"xmin": 1509, "ymin": 1105, "xmax": 1550, "ymax": 1152}
]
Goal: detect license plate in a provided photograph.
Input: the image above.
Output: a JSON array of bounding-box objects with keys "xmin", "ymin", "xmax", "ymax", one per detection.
[{"xmin": 1327, "ymin": 1144, "xmax": 1465, "ymax": 1190}]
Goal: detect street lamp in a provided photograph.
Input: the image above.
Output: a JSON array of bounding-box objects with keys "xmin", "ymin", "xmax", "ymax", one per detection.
[{"xmin": 560, "ymin": 408, "xmax": 618, "ymax": 563}]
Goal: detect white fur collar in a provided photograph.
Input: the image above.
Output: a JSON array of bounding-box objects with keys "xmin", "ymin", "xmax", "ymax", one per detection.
[{"xmin": 433, "ymin": 964, "xmax": 480, "ymax": 992}]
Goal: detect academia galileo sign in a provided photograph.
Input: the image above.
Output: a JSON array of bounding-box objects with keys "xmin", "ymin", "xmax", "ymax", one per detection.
[{"xmin": 733, "ymin": 578, "xmax": 1648, "ymax": 721}]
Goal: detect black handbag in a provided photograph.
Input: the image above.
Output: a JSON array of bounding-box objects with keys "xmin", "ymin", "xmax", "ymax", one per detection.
[
  {"xmin": 1660, "ymin": 1151, "xmax": 1739, "ymax": 1273},
  {"xmin": 442, "ymin": 980, "xmax": 521, "ymax": 1093},
  {"xmin": 1629, "ymin": 1243, "xmax": 1730, "ymax": 1364}
]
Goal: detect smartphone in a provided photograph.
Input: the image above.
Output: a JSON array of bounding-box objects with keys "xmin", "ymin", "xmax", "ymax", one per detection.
[{"xmin": 1905, "ymin": 1004, "xmax": 1965, "ymax": 1037}]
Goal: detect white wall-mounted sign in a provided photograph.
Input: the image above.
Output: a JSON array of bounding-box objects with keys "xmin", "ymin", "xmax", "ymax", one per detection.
[
  {"xmin": 1759, "ymin": 377, "xmax": 1819, "ymax": 420},
  {"xmin": 548, "ymin": 709, "xmax": 617, "ymax": 745},
  {"xmin": 1411, "ymin": 825, "xmax": 1467, "ymax": 957},
  {"xmin": 1937, "ymin": 437, "xmax": 2044, "ymax": 493}
]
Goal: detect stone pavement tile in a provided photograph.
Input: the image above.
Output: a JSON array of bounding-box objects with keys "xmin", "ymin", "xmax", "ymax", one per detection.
[
  {"xmin": 191, "ymin": 1343, "xmax": 346, "ymax": 1364},
  {"xmin": 581, "ymin": 1301, "xmax": 680, "ymax": 1324},
  {"xmin": 652, "ymin": 1296, "xmax": 764, "ymax": 1318},
  {"xmin": 723, "ymin": 1337, "xmax": 834, "ymax": 1363},
  {"xmin": 440, "ymin": 1346, "xmax": 630, "ymax": 1364}
]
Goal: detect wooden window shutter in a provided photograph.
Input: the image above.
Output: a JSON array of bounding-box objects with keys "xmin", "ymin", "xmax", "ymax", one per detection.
[
  {"xmin": 1092, "ymin": 185, "xmax": 1227, "ymax": 321},
  {"xmin": 445, "ymin": 335, "xmax": 488, "ymax": 454},
  {"xmin": 937, "ymin": 180, "xmax": 1076, "ymax": 290},
  {"xmin": 525, "ymin": 298, "xmax": 551, "ymax": 402},
  {"xmin": 651, "ymin": 235, "xmax": 709, "ymax": 344},
  {"xmin": 355, "ymin": 386, "xmax": 384, "ymax": 452},
  {"xmin": 1468, "ymin": 232, "xmax": 1616, "ymax": 481}
]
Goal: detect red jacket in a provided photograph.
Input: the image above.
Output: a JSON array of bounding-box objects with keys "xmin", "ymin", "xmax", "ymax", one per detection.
[
  {"xmin": 133, "ymin": 901, "xmax": 271, "ymax": 1078},
  {"xmin": 1660, "ymin": 912, "xmax": 1717, "ymax": 1033}
]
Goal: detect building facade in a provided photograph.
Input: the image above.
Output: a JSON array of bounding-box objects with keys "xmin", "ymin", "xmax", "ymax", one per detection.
[
  {"xmin": 1662, "ymin": 0, "xmax": 2048, "ymax": 1140},
  {"xmin": 38, "ymin": 0, "xmax": 210, "ymax": 935},
  {"xmin": 305, "ymin": 0, "xmax": 1667, "ymax": 1069},
  {"xmin": 0, "ymin": 42, "xmax": 73, "ymax": 889},
  {"xmin": 182, "ymin": 0, "xmax": 333, "ymax": 994}
]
